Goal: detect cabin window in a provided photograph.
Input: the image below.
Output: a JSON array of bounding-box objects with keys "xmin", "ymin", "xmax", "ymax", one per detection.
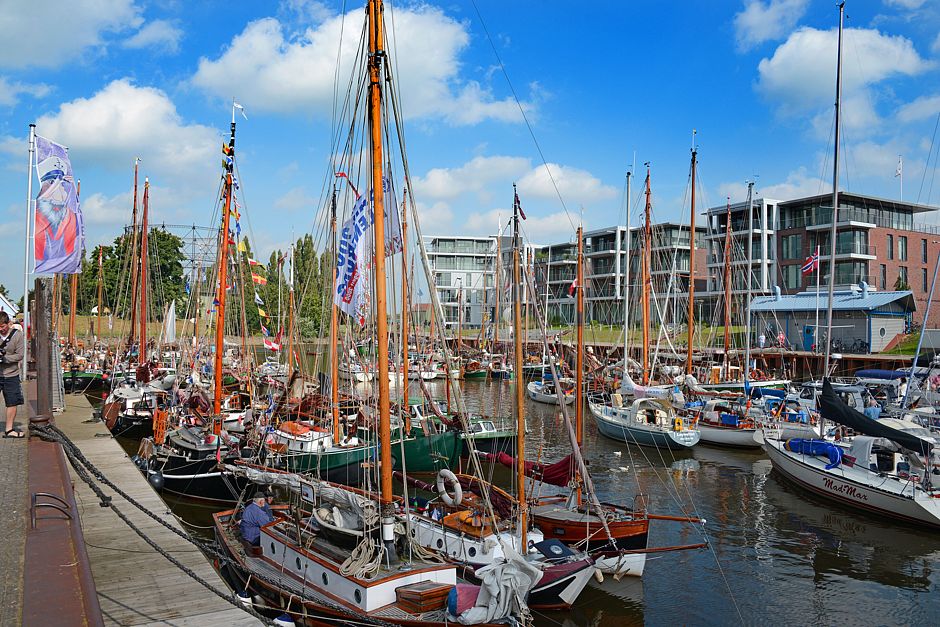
[
  {"xmin": 322, "ymin": 573, "xmax": 329, "ymax": 585},
  {"xmin": 295, "ymin": 557, "xmax": 302, "ymax": 570},
  {"xmin": 468, "ymin": 547, "xmax": 477, "ymax": 557},
  {"xmin": 270, "ymin": 542, "xmax": 276, "ymax": 554},
  {"xmin": 354, "ymin": 589, "xmax": 362, "ymax": 604}
]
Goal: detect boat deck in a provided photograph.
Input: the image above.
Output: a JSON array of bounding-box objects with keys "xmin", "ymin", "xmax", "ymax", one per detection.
[{"xmin": 56, "ymin": 394, "xmax": 259, "ymax": 626}]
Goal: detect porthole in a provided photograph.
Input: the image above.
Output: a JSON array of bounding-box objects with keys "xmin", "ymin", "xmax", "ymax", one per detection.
[
  {"xmin": 468, "ymin": 547, "xmax": 476, "ymax": 557},
  {"xmin": 410, "ymin": 528, "xmax": 416, "ymax": 537},
  {"xmin": 354, "ymin": 589, "xmax": 362, "ymax": 604},
  {"xmin": 270, "ymin": 542, "xmax": 276, "ymax": 554},
  {"xmin": 322, "ymin": 572, "xmax": 328, "ymax": 586},
  {"xmin": 295, "ymin": 557, "xmax": 302, "ymax": 570},
  {"xmin": 880, "ymin": 327, "xmax": 887, "ymax": 338},
  {"xmin": 436, "ymin": 539, "xmax": 444, "ymax": 549}
]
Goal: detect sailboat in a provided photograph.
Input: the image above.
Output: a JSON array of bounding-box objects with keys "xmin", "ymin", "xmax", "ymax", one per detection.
[
  {"xmin": 763, "ymin": 2, "xmax": 940, "ymax": 528},
  {"xmin": 211, "ymin": 4, "xmax": 539, "ymax": 623}
]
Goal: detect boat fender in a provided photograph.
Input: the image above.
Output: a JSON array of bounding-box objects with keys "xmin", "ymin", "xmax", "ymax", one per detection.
[
  {"xmin": 273, "ymin": 614, "xmax": 296, "ymax": 626},
  {"xmin": 147, "ymin": 470, "xmax": 164, "ymax": 491},
  {"xmin": 594, "ymin": 568, "xmax": 605, "ymax": 584},
  {"xmin": 436, "ymin": 469, "xmax": 463, "ymax": 507},
  {"xmin": 672, "ymin": 417, "xmax": 683, "ymax": 432},
  {"xmin": 236, "ymin": 590, "xmax": 252, "ymax": 606}
]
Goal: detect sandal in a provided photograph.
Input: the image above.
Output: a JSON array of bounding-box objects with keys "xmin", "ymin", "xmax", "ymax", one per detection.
[{"xmin": 3, "ymin": 429, "xmax": 24, "ymax": 439}]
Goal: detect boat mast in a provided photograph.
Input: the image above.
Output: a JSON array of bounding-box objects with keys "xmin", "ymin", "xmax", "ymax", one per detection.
[
  {"xmin": 822, "ymin": 1, "xmax": 845, "ymax": 385},
  {"xmin": 287, "ymin": 240, "xmax": 295, "ymax": 381},
  {"xmin": 139, "ymin": 179, "xmax": 149, "ymax": 363},
  {"xmin": 575, "ymin": 223, "xmax": 584, "ymax": 506},
  {"xmin": 127, "ymin": 159, "xmax": 140, "ymax": 349},
  {"xmin": 401, "ymin": 190, "xmax": 409, "ymax": 399},
  {"xmin": 641, "ymin": 164, "xmax": 652, "ymax": 385},
  {"xmin": 213, "ymin": 115, "xmax": 236, "ymax": 427},
  {"xmin": 623, "ymin": 169, "xmax": 632, "ymax": 378},
  {"xmin": 366, "ymin": 0, "xmax": 397, "ymax": 556},
  {"xmin": 512, "ymin": 186, "xmax": 527, "ymax": 549},
  {"xmin": 330, "ymin": 188, "xmax": 341, "ymax": 442},
  {"xmin": 723, "ymin": 198, "xmax": 732, "ymax": 376},
  {"xmin": 686, "ymin": 135, "xmax": 697, "ymax": 375},
  {"xmin": 96, "ymin": 246, "xmax": 103, "ymax": 341},
  {"xmin": 494, "ymin": 218, "xmax": 502, "ymax": 350},
  {"xmin": 52, "ymin": 274, "xmax": 60, "ymax": 336},
  {"xmin": 743, "ymin": 181, "xmax": 754, "ymax": 383}
]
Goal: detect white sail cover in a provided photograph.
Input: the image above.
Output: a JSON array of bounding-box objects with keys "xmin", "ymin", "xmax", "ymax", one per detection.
[
  {"xmin": 453, "ymin": 546, "xmax": 541, "ymax": 624},
  {"xmin": 619, "ymin": 372, "xmax": 670, "ymax": 399},
  {"xmin": 164, "ymin": 300, "xmax": 176, "ymax": 344}
]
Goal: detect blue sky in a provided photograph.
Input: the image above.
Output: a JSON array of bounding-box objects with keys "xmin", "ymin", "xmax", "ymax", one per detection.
[{"xmin": 2, "ymin": 0, "xmax": 940, "ymax": 298}]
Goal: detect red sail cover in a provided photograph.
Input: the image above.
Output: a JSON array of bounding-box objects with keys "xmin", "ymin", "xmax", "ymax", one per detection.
[{"xmin": 482, "ymin": 452, "xmax": 576, "ymax": 488}]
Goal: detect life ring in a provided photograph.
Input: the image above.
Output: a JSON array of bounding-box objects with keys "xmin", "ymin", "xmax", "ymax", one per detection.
[
  {"xmin": 436, "ymin": 469, "xmax": 463, "ymax": 507},
  {"xmin": 672, "ymin": 417, "xmax": 684, "ymax": 432}
]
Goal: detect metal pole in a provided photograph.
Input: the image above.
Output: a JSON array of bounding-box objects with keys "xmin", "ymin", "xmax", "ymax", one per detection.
[
  {"xmin": 743, "ymin": 181, "xmax": 754, "ymax": 383},
  {"xmin": 22, "ymin": 124, "xmax": 35, "ymax": 380},
  {"xmin": 902, "ymin": 242, "xmax": 940, "ymax": 409}
]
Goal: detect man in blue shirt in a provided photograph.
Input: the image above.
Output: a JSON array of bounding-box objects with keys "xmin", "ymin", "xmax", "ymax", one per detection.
[
  {"xmin": 240, "ymin": 493, "xmax": 275, "ymax": 546},
  {"xmin": 863, "ymin": 397, "xmax": 882, "ymax": 421}
]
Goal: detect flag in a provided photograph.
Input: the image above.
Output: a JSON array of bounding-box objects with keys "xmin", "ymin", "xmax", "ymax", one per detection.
[
  {"xmin": 213, "ymin": 297, "xmax": 220, "ymax": 306},
  {"xmin": 34, "ymin": 136, "xmax": 84, "ymax": 274},
  {"xmin": 801, "ymin": 251, "xmax": 819, "ymax": 275},
  {"xmin": 254, "ymin": 292, "xmax": 264, "ymax": 306},
  {"xmin": 258, "ymin": 307, "xmax": 268, "ymax": 318},
  {"xmin": 234, "ymin": 102, "xmax": 248, "ymax": 120},
  {"xmin": 235, "ymin": 221, "xmax": 241, "ymax": 238},
  {"xmin": 232, "ymin": 176, "xmax": 240, "ymax": 190},
  {"xmin": 237, "ymin": 239, "xmax": 247, "ymax": 253},
  {"xmin": 335, "ymin": 192, "xmax": 372, "ymax": 325},
  {"xmin": 264, "ymin": 338, "xmax": 280, "ymax": 351},
  {"xmin": 261, "ymin": 324, "xmax": 270, "ymax": 337},
  {"xmin": 514, "ymin": 189, "xmax": 526, "ymax": 220},
  {"xmin": 248, "ymin": 257, "xmax": 261, "ymax": 267},
  {"xmin": 567, "ymin": 278, "xmax": 579, "ymax": 297},
  {"xmin": 896, "ymin": 155, "xmax": 903, "ymax": 178},
  {"xmin": 251, "ymin": 273, "xmax": 267, "ymax": 285},
  {"xmin": 223, "ymin": 155, "xmax": 234, "ymax": 169}
]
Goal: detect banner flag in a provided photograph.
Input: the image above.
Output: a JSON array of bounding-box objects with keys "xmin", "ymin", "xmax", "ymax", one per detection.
[{"xmin": 34, "ymin": 135, "xmax": 84, "ymax": 274}]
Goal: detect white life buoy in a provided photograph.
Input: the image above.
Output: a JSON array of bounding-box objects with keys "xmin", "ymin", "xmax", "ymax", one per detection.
[{"xmin": 436, "ymin": 469, "xmax": 463, "ymax": 507}]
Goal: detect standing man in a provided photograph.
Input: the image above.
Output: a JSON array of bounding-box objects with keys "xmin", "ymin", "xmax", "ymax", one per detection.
[{"xmin": 0, "ymin": 312, "xmax": 25, "ymax": 438}]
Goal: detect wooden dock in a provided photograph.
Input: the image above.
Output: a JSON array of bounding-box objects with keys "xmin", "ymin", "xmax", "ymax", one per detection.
[{"xmin": 54, "ymin": 395, "xmax": 260, "ymax": 626}]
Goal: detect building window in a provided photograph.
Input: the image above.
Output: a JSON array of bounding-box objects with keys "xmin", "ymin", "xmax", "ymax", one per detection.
[
  {"xmin": 923, "ymin": 239, "xmax": 928, "ymax": 264},
  {"xmin": 880, "ymin": 264, "xmax": 887, "ymax": 290},
  {"xmin": 899, "ymin": 236, "xmax": 908, "ymax": 261},
  {"xmin": 898, "ymin": 266, "xmax": 909, "ymax": 289},
  {"xmin": 887, "ymin": 234, "xmax": 894, "ymax": 260},
  {"xmin": 923, "ymin": 268, "xmax": 929, "ymax": 292},
  {"xmin": 781, "ymin": 234, "xmax": 802, "ymax": 260},
  {"xmin": 783, "ymin": 265, "xmax": 801, "ymax": 289}
]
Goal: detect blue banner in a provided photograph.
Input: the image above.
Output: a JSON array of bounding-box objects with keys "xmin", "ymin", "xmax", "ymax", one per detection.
[{"xmin": 34, "ymin": 136, "xmax": 84, "ymax": 274}]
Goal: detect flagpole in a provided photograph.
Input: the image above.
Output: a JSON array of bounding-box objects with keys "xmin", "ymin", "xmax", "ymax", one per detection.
[
  {"xmin": 899, "ymin": 155, "xmax": 903, "ymax": 202},
  {"xmin": 22, "ymin": 124, "xmax": 36, "ymax": 381},
  {"xmin": 814, "ymin": 244, "xmax": 820, "ymax": 352}
]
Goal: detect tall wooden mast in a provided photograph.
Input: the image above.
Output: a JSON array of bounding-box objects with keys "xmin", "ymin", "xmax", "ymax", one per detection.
[
  {"xmin": 641, "ymin": 165, "xmax": 652, "ymax": 385},
  {"xmin": 139, "ymin": 179, "xmax": 149, "ymax": 362},
  {"xmin": 96, "ymin": 246, "xmax": 103, "ymax": 341},
  {"xmin": 401, "ymin": 189, "xmax": 409, "ymax": 397},
  {"xmin": 128, "ymin": 159, "xmax": 140, "ymax": 348},
  {"xmin": 723, "ymin": 198, "xmax": 733, "ymax": 373},
  {"xmin": 330, "ymin": 189, "xmax": 341, "ymax": 443},
  {"xmin": 575, "ymin": 224, "xmax": 584, "ymax": 506},
  {"xmin": 366, "ymin": 0, "xmax": 396, "ymax": 543},
  {"xmin": 494, "ymin": 220, "xmax": 502, "ymax": 350},
  {"xmin": 686, "ymin": 137, "xmax": 697, "ymax": 375},
  {"xmin": 512, "ymin": 186, "xmax": 527, "ymax": 549},
  {"xmin": 287, "ymin": 242, "xmax": 295, "ymax": 381},
  {"xmin": 213, "ymin": 118, "xmax": 236, "ymax": 428}
]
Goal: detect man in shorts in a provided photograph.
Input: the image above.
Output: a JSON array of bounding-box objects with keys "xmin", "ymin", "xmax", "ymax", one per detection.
[{"xmin": 0, "ymin": 311, "xmax": 25, "ymax": 438}]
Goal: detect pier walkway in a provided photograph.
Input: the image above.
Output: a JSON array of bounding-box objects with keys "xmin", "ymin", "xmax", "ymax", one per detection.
[{"xmin": 0, "ymin": 380, "xmax": 260, "ymax": 626}]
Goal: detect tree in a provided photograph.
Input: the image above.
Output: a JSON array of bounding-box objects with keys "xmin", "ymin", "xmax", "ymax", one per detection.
[{"xmin": 894, "ymin": 274, "xmax": 910, "ymax": 291}]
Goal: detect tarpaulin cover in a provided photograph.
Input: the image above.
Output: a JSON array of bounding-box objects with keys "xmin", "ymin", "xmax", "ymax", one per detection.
[
  {"xmin": 785, "ymin": 438, "xmax": 843, "ymax": 469},
  {"xmin": 480, "ymin": 451, "xmax": 576, "ymax": 488},
  {"xmin": 750, "ymin": 387, "xmax": 786, "ymax": 399}
]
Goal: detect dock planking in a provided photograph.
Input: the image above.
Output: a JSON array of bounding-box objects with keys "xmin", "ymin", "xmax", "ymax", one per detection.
[{"xmin": 55, "ymin": 395, "xmax": 260, "ymax": 626}]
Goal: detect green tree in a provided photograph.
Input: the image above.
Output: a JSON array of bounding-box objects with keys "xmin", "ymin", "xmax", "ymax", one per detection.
[{"xmin": 894, "ymin": 275, "xmax": 910, "ymax": 291}]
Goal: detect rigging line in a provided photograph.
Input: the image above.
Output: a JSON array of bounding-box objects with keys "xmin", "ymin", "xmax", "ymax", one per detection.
[
  {"xmin": 916, "ymin": 109, "xmax": 940, "ymax": 206},
  {"xmin": 467, "ymin": 0, "xmax": 576, "ymax": 233}
]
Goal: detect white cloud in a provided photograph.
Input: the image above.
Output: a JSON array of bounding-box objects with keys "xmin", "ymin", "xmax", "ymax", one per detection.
[
  {"xmin": 122, "ymin": 19, "xmax": 183, "ymax": 54},
  {"xmin": 33, "ymin": 79, "xmax": 219, "ymax": 186},
  {"xmin": 274, "ymin": 186, "xmax": 315, "ymax": 211},
  {"xmin": 884, "ymin": 0, "xmax": 927, "ymax": 9},
  {"xmin": 463, "ymin": 208, "xmax": 577, "ymax": 244},
  {"xmin": 516, "ymin": 163, "xmax": 617, "ymax": 204},
  {"xmin": 898, "ymin": 94, "xmax": 940, "ymax": 123},
  {"xmin": 757, "ymin": 27, "xmax": 930, "ymax": 118},
  {"xmin": 734, "ymin": 0, "xmax": 809, "ymax": 51},
  {"xmin": 192, "ymin": 6, "xmax": 531, "ymax": 124},
  {"xmin": 0, "ymin": 0, "xmax": 140, "ymax": 68},
  {"xmin": 413, "ymin": 156, "xmax": 530, "ymax": 201},
  {"xmin": 81, "ymin": 190, "xmax": 130, "ymax": 224},
  {"xmin": 415, "ymin": 201, "xmax": 456, "ymax": 235},
  {"xmin": 0, "ymin": 76, "xmax": 50, "ymax": 106},
  {"xmin": 848, "ymin": 140, "xmax": 912, "ymax": 180},
  {"xmin": 719, "ymin": 167, "xmax": 829, "ymax": 202}
]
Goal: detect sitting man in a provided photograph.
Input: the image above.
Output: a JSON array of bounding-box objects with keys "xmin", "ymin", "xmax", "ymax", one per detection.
[{"xmin": 240, "ymin": 492, "xmax": 275, "ymax": 546}]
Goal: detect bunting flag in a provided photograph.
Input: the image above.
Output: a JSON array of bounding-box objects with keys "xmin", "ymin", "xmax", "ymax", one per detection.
[
  {"xmin": 258, "ymin": 307, "xmax": 268, "ymax": 318},
  {"xmin": 237, "ymin": 239, "xmax": 247, "ymax": 253},
  {"xmin": 222, "ymin": 143, "xmax": 233, "ymax": 156},
  {"xmin": 514, "ymin": 189, "xmax": 526, "ymax": 220},
  {"xmin": 184, "ymin": 278, "xmax": 191, "ymax": 295},
  {"xmin": 34, "ymin": 135, "xmax": 85, "ymax": 274},
  {"xmin": 222, "ymin": 155, "xmax": 234, "ymax": 169},
  {"xmin": 232, "ymin": 176, "xmax": 239, "ymax": 190},
  {"xmin": 567, "ymin": 277, "xmax": 579, "ymax": 297},
  {"xmin": 254, "ymin": 292, "xmax": 265, "ymax": 306},
  {"xmin": 235, "ymin": 221, "xmax": 241, "ymax": 238},
  {"xmin": 234, "ymin": 102, "xmax": 248, "ymax": 120},
  {"xmin": 248, "ymin": 257, "xmax": 261, "ymax": 267},
  {"xmin": 261, "ymin": 324, "xmax": 270, "ymax": 337},
  {"xmin": 213, "ymin": 297, "xmax": 220, "ymax": 306},
  {"xmin": 251, "ymin": 273, "xmax": 268, "ymax": 285},
  {"xmin": 264, "ymin": 338, "xmax": 280, "ymax": 351},
  {"xmin": 229, "ymin": 205, "xmax": 240, "ymax": 221}
]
